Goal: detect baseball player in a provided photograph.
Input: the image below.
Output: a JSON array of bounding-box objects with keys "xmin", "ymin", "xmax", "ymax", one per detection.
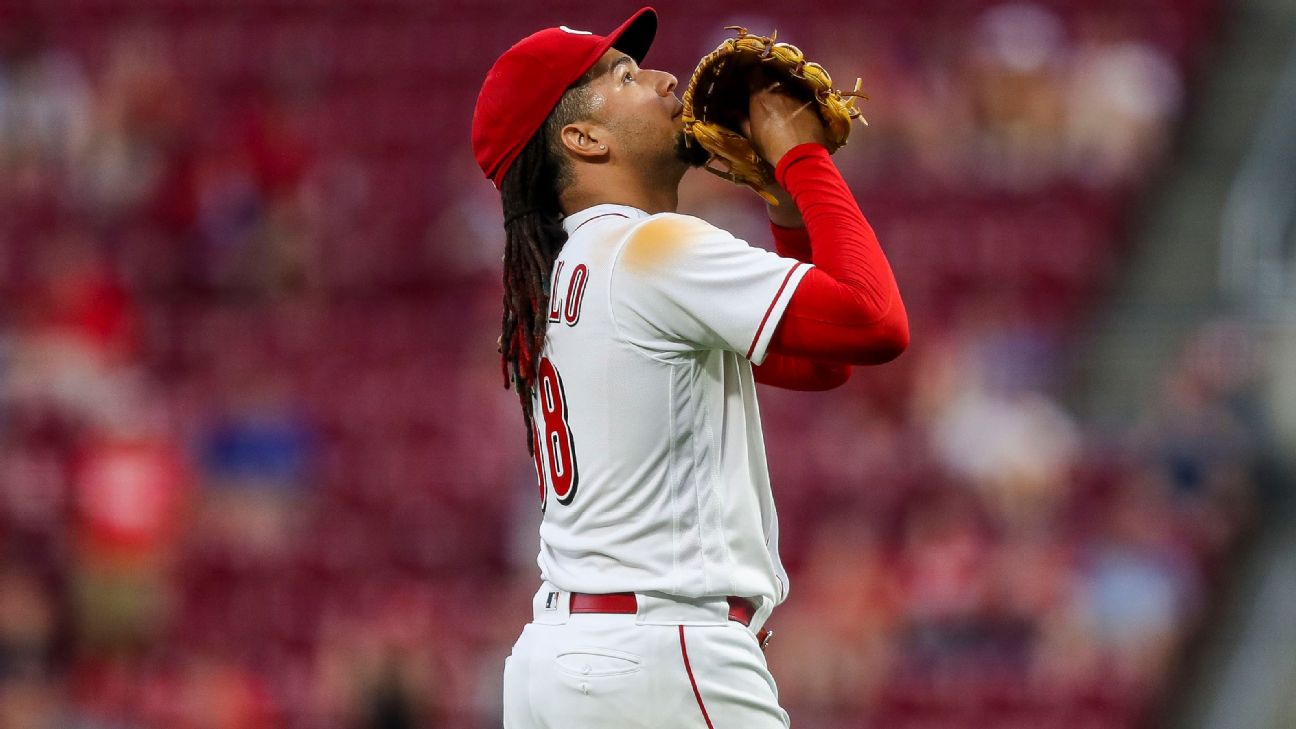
[{"xmin": 471, "ymin": 8, "xmax": 907, "ymax": 728}]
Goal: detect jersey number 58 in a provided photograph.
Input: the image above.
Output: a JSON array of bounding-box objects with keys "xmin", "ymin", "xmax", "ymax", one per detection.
[{"xmin": 532, "ymin": 357, "xmax": 578, "ymax": 510}]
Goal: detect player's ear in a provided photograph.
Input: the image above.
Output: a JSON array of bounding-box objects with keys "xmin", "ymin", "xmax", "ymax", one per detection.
[{"xmin": 560, "ymin": 122, "xmax": 610, "ymax": 161}]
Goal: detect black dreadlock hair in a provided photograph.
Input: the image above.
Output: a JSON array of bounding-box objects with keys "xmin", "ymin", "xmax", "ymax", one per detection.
[{"xmin": 499, "ymin": 71, "xmax": 597, "ymax": 454}]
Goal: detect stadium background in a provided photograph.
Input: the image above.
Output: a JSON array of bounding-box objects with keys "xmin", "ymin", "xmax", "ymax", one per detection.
[{"xmin": 0, "ymin": 1, "xmax": 1291, "ymax": 728}]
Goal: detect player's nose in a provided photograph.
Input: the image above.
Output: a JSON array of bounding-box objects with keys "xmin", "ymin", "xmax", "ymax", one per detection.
[{"xmin": 655, "ymin": 70, "xmax": 678, "ymax": 96}]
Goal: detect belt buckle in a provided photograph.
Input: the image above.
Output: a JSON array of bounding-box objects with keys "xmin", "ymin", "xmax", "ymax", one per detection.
[{"xmin": 757, "ymin": 628, "xmax": 774, "ymax": 651}]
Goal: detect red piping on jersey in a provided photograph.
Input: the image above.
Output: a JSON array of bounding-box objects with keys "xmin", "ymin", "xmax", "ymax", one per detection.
[
  {"xmin": 750, "ymin": 224, "xmax": 851, "ymax": 390},
  {"xmin": 746, "ymin": 262, "xmax": 805, "ymax": 359},
  {"xmin": 678, "ymin": 626, "xmax": 716, "ymax": 729},
  {"xmin": 570, "ymin": 212, "xmax": 629, "ymax": 233}
]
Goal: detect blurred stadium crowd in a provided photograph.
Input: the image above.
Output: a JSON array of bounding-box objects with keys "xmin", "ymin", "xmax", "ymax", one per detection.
[{"xmin": 0, "ymin": 1, "xmax": 1273, "ymax": 728}]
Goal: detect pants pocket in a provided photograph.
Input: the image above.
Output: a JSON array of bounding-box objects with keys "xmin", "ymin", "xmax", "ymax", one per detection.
[{"xmin": 555, "ymin": 647, "xmax": 643, "ymax": 678}]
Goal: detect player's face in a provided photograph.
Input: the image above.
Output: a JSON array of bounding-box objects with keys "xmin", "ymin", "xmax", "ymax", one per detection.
[{"xmin": 585, "ymin": 51, "xmax": 705, "ymax": 174}]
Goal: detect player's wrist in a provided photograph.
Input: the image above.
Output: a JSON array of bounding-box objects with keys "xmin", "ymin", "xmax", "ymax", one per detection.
[
  {"xmin": 765, "ymin": 139, "xmax": 814, "ymax": 169},
  {"xmin": 774, "ymin": 142, "xmax": 831, "ymax": 186},
  {"xmin": 766, "ymin": 198, "xmax": 804, "ymax": 229}
]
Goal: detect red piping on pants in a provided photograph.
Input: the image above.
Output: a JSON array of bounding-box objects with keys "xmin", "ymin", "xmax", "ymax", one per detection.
[{"xmin": 678, "ymin": 626, "xmax": 716, "ymax": 729}]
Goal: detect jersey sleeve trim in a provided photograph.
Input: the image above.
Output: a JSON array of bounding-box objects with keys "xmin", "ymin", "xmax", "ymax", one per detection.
[{"xmin": 745, "ymin": 261, "xmax": 810, "ymax": 364}]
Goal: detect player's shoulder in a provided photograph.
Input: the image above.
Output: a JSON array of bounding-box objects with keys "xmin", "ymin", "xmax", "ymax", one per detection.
[
  {"xmin": 628, "ymin": 211, "xmax": 730, "ymax": 241},
  {"xmin": 616, "ymin": 212, "xmax": 736, "ymax": 272}
]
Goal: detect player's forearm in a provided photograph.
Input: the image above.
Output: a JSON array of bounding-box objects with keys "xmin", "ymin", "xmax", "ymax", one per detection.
[
  {"xmin": 771, "ymin": 143, "xmax": 908, "ymax": 363},
  {"xmin": 753, "ymin": 352, "xmax": 850, "ymax": 391},
  {"xmin": 769, "ymin": 283, "xmax": 908, "ymax": 363},
  {"xmin": 777, "ymin": 143, "xmax": 902, "ymax": 317},
  {"xmin": 765, "ymin": 181, "xmax": 806, "ymax": 232}
]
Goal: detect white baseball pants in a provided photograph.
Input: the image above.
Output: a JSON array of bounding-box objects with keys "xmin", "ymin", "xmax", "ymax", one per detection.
[{"xmin": 503, "ymin": 583, "xmax": 789, "ymax": 729}]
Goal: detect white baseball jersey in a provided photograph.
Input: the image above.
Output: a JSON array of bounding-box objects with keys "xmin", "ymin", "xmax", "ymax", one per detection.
[{"xmin": 529, "ymin": 203, "xmax": 810, "ymax": 613}]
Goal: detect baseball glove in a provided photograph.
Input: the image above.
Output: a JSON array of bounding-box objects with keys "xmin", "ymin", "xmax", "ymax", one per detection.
[{"xmin": 681, "ymin": 27, "xmax": 868, "ymax": 204}]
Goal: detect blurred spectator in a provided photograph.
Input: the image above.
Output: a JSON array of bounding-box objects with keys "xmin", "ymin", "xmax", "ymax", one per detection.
[
  {"xmin": 968, "ymin": 3, "xmax": 1071, "ymax": 191},
  {"xmin": 159, "ymin": 655, "xmax": 275, "ymax": 729},
  {"xmin": 314, "ymin": 590, "xmax": 446, "ymax": 729},
  {"xmin": 0, "ymin": 19, "xmax": 92, "ymax": 195},
  {"xmin": 70, "ymin": 398, "xmax": 189, "ymax": 657},
  {"xmin": 193, "ymin": 61, "xmax": 323, "ymax": 295},
  {"xmin": 895, "ymin": 489, "xmax": 994, "ymax": 628},
  {"xmin": 1066, "ymin": 15, "xmax": 1184, "ymax": 188},
  {"xmin": 0, "ymin": 565, "xmax": 86, "ymax": 729},
  {"xmin": 1138, "ymin": 320, "xmax": 1262, "ymax": 562},
  {"xmin": 919, "ymin": 327, "xmax": 1080, "ymax": 531},
  {"xmin": 1079, "ymin": 474, "xmax": 1200, "ymax": 688},
  {"xmin": 0, "ymin": 566, "xmax": 57, "ymax": 685},
  {"xmin": 196, "ymin": 367, "xmax": 314, "ymax": 560},
  {"xmin": 774, "ymin": 519, "xmax": 899, "ymax": 720},
  {"xmin": 73, "ymin": 28, "xmax": 190, "ymax": 224},
  {"xmin": 429, "ymin": 150, "xmax": 513, "ymax": 279},
  {"xmin": 4, "ymin": 230, "xmax": 140, "ymax": 429},
  {"xmin": 0, "ymin": 438, "xmax": 69, "ymax": 548},
  {"xmin": 67, "ymin": 651, "xmax": 271, "ymax": 729}
]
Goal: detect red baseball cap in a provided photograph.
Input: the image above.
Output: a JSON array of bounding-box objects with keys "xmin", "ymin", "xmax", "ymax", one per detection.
[{"xmin": 472, "ymin": 7, "xmax": 658, "ymax": 188}]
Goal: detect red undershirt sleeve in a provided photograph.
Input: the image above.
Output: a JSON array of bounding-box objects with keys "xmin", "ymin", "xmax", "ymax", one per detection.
[
  {"xmin": 752, "ymin": 350, "xmax": 851, "ymax": 390},
  {"xmin": 767, "ymin": 143, "xmax": 909, "ymax": 365},
  {"xmin": 770, "ymin": 221, "xmax": 813, "ymax": 263}
]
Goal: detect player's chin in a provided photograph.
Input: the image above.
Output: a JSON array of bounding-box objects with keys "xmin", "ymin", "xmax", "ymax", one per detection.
[{"xmin": 674, "ymin": 132, "xmax": 710, "ymax": 169}]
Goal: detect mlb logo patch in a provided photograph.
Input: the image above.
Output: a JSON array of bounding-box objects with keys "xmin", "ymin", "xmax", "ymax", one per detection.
[{"xmin": 544, "ymin": 591, "xmax": 560, "ymax": 610}]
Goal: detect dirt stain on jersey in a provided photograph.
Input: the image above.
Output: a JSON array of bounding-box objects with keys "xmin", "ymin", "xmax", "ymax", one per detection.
[{"xmin": 620, "ymin": 216, "xmax": 707, "ymax": 271}]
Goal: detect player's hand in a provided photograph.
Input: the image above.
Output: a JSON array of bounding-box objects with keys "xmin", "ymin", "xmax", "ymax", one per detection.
[{"xmin": 742, "ymin": 79, "xmax": 830, "ymax": 167}]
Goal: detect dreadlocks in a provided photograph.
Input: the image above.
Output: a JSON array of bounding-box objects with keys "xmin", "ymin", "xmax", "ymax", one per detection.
[{"xmin": 499, "ymin": 72, "xmax": 597, "ymax": 453}]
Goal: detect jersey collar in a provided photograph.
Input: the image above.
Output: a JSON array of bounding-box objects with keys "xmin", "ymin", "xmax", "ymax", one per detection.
[{"xmin": 561, "ymin": 204, "xmax": 650, "ymax": 234}]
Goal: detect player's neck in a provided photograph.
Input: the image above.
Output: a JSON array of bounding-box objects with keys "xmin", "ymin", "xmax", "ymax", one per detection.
[{"xmin": 562, "ymin": 171, "xmax": 679, "ymax": 217}]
